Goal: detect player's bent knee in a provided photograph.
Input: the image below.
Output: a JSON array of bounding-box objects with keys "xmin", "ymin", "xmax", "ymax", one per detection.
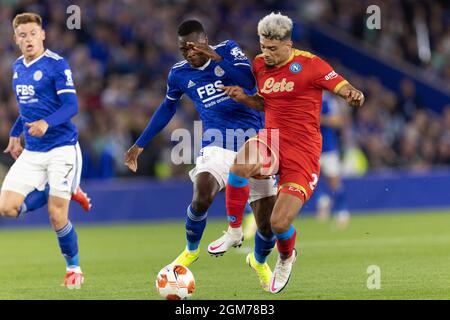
[
  {"xmin": 270, "ymin": 216, "xmax": 291, "ymax": 234},
  {"xmin": 230, "ymin": 163, "xmax": 246, "ymax": 176},
  {"xmin": 230, "ymin": 163, "xmax": 259, "ymax": 179},
  {"xmin": 0, "ymin": 191, "xmax": 25, "ymax": 218},
  {"xmin": 191, "ymin": 198, "xmax": 213, "ymax": 213},
  {"xmin": 48, "ymin": 212, "xmax": 68, "ymax": 230},
  {"xmin": 0, "ymin": 205, "xmax": 20, "ymax": 218},
  {"xmin": 48, "ymin": 197, "xmax": 70, "ymax": 229}
]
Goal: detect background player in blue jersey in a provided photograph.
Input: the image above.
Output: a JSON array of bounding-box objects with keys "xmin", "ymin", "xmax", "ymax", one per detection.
[
  {"xmin": 317, "ymin": 92, "xmax": 350, "ymax": 229},
  {"xmin": 0, "ymin": 13, "xmax": 85, "ymax": 289},
  {"xmin": 124, "ymin": 20, "xmax": 277, "ymax": 278},
  {"xmin": 5, "ymin": 117, "xmax": 92, "ymax": 214}
]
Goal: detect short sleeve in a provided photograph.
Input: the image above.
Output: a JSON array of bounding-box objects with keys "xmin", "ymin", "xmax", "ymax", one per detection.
[
  {"xmin": 221, "ymin": 40, "xmax": 252, "ymax": 68},
  {"xmin": 166, "ymin": 69, "xmax": 183, "ymax": 101},
  {"xmin": 311, "ymin": 56, "xmax": 348, "ymax": 93},
  {"xmin": 54, "ymin": 58, "xmax": 77, "ymax": 95}
]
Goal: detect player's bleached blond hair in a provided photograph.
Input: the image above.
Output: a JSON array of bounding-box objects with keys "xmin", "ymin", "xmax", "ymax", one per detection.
[
  {"xmin": 13, "ymin": 12, "xmax": 42, "ymax": 30},
  {"xmin": 257, "ymin": 12, "xmax": 293, "ymax": 41}
]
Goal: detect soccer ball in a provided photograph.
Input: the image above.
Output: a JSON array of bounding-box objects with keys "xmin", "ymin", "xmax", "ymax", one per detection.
[{"xmin": 155, "ymin": 264, "xmax": 195, "ymax": 300}]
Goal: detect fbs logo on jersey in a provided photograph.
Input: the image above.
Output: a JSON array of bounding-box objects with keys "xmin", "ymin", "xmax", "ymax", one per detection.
[
  {"xmin": 197, "ymin": 80, "xmax": 224, "ymax": 100},
  {"xmin": 16, "ymin": 85, "xmax": 35, "ymax": 97}
]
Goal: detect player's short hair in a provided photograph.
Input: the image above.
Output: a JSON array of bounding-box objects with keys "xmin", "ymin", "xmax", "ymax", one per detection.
[
  {"xmin": 177, "ymin": 20, "xmax": 205, "ymax": 37},
  {"xmin": 12, "ymin": 12, "xmax": 43, "ymax": 30},
  {"xmin": 257, "ymin": 12, "xmax": 293, "ymax": 41}
]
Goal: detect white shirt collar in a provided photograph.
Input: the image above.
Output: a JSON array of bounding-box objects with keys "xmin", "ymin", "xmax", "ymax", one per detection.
[
  {"xmin": 23, "ymin": 49, "xmax": 47, "ymax": 67},
  {"xmin": 194, "ymin": 58, "xmax": 211, "ymax": 70}
]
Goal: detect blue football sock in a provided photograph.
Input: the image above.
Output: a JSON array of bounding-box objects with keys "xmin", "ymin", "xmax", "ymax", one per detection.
[
  {"xmin": 56, "ymin": 221, "xmax": 79, "ymax": 268},
  {"xmin": 332, "ymin": 184, "xmax": 349, "ymax": 214},
  {"xmin": 244, "ymin": 202, "xmax": 253, "ymax": 214},
  {"xmin": 19, "ymin": 185, "xmax": 50, "ymax": 215},
  {"xmin": 254, "ymin": 229, "xmax": 276, "ymax": 264},
  {"xmin": 185, "ymin": 204, "xmax": 207, "ymax": 252}
]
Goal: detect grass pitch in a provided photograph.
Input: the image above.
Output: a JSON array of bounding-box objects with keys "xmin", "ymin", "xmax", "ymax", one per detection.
[{"xmin": 0, "ymin": 210, "xmax": 449, "ymax": 300}]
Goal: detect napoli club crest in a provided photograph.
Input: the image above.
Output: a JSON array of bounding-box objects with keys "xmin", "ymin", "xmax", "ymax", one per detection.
[
  {"xmin": 289, "ymin": 62, "xmax": 302, "ymax": 74},
  {"xmin": 214, "ymin": 65, "xmax": 225, "ymax": 77}
]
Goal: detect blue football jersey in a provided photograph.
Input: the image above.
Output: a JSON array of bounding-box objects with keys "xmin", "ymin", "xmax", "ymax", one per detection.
[
  {"xmin": 166, "ymin": 40, "xmax": 264, "ymax": 151},
  {"xmin": 321, "ymin": 92, "xmax": 340, "ymax": 153},
  {"xmin": 12, "ymin": 49, "xmax": 78, "ymax": 152}
]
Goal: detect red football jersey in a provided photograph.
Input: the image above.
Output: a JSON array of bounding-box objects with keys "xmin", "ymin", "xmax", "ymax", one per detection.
[{"xmin": 253, "ymin": 49, "xmax": 348, "ymax": 157}]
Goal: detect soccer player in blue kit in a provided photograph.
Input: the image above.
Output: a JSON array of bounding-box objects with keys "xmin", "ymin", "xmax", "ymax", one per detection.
[
  {"xmin": 125, "ymin": 20, "xmax": 277, "ymax": 281},
  {"xmin": 0, "ymin": 13, "xmax": 85, "ymax": 289},
  {"xmin": 5, "ymin": 116, "xmax": 92, "ymax": 214},
  {"xmin": 316, "ymin": 92, "xmax": 350, "ymax": 229}
]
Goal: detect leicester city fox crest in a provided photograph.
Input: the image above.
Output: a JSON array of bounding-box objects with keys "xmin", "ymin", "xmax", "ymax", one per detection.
[
  {"xmin": 33, "ymin": 70, "xmax": 43, "ymax": 81},
  {"xmin": 214, "ymin": 65, "xmax": 225, "ymax": 77}
]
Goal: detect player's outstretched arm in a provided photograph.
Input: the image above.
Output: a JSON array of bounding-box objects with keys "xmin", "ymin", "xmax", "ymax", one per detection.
[
  {"xmin": 124, "ymin": 97, "xmax": 178, "ymax": 173},
  {"xmin": 222, "ymin": 85, "xmax": 265, "ymax": 111},
  {"xmin": 336, "ymin": 83, "xmax": 365, "ymax": 108}
]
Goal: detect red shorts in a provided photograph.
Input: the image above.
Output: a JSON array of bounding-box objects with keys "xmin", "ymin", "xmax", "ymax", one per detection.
[{"xmin": 248, "ymin": 129, "xmax": 321, "ymax": 202}]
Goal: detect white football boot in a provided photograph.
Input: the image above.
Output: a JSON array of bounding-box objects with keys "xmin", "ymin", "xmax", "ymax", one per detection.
[
  {"xmin": 207, "ymin": 227, "xmax": 244, "ymax": 256},
  {"xmin": 269, "ymin": 249, "xmax": 298, "ymax": 294}
]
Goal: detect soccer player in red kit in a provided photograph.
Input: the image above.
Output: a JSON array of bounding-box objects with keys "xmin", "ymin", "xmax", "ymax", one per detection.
[{"xmin": 211, "ymin": 12, "xmax": 364, "ymax": 293}]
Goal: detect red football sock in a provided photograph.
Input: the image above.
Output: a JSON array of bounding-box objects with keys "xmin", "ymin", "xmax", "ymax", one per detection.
[
  {"xmin": 225, "ymin": 184, "xmax": 249, "ymax": 228},
  {"xmin": 276, "ymin": 229, "xmax": 297, "ymax": 259}
]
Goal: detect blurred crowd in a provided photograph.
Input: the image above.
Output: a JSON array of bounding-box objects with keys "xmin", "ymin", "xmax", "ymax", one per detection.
[
  {"xmin": 329, "ymin": 71, "xmax": 450, "ymax": 172},
  {"xmin": 0, "ymin": 0, "xmax": 449, "ymax": 182},
  {"xmin": 300, "ymin": 0, "xmax": 450, "ymax": 88},
  {"xmin": 299, "ymin": 0, "xmax": 450, "ymax": 171}
]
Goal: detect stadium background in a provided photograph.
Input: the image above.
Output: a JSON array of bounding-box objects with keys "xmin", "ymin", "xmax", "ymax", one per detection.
[{"xmin": 0, "ymin": 0, "xmax": 449, "ymax": 300}]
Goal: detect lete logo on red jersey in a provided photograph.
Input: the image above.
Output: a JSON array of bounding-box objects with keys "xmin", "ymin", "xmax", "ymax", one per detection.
[{"xmin": 260, "ymin": 77, "xmax": 294, "ymax": 94}]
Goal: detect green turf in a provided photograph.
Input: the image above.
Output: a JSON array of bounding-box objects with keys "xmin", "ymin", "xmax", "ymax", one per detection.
[{"xmin": 0, "ymin": 210, "xmax": 449, "ymax": 300}]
